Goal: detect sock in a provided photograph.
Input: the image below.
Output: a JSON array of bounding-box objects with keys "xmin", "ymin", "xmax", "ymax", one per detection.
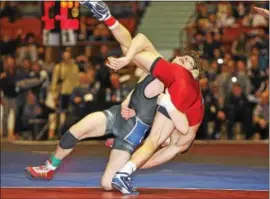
[
  {"xmin": 119, "ymin": 161, "xmax": 137, "ymax": 175},
  {"xmin": 50, "ymin": 154, "xmax": 61, "ymax": 168},
  {"xmin": 104, "ymin": 16, "xmax": 119, "ymax": 30}
]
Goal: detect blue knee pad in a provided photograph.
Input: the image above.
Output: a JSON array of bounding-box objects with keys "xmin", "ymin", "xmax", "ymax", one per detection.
[{"xmin": 59, "ymin": 131, "xmax": 78, "ymax": 149}]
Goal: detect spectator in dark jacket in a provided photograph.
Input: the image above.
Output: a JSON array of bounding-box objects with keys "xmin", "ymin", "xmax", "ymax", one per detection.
[
  {"xmin": 94, "ymin": 44, "xmax": 111, "ymax": 88},
  {"xmin": 14, "ymin": 58, "xmax": 32, "ymax": 133},
  {"xmin": 21, "ymin": 90, "xmax": 43, "ymax": 132},
  {"xmin": 203, "ymin": 32, "xmax": 216, "ymax": 59},
  {"xmin": 0, "ymin": 56, "xmax": 18, "ymax": 138},
  {"xmin": 253, "ymin": 91, "xmax": 269, "ymax": 139},
  {"xmin": 247, "ymin": 55, "xmax": 266, "ymax": 96},
  {"xmin": 197, "ymin": 78, "xmax": 219, "ymax": 139},
  {"xmin": 225, "ymin": 83, "xmax": 253, "ymax": 139},
  {"xmin": 27, "ymin": 61, "xmax": 49, "ymax": 103},
  {"xmin": 236, "ymin": 60, "xmax": 251, "ymax": 96}
]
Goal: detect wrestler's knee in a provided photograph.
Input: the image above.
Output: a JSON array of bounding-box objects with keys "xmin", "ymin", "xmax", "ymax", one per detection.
[
  {"xmin": 59, "ymin": 130, "xmax": 78, "ymax": 149},
  {"xmin": 58, "ymin": 123, "xmax": 85, "ymax": 150},
  {"xmin": 69, "ymin": 124, "xmax": 84, "ymax": 140}
]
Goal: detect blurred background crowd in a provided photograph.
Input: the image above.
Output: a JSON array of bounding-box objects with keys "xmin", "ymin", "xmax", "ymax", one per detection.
[
  {"xmin": 184, "ymin": 1, "xmax": 269, "ymax": 140},
  {"xmin": 0, "ymin": 1, "xmax": 269, "ymax": 141}
]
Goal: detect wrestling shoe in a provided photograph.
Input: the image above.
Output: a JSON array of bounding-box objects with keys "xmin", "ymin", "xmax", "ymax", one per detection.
[
  {"xmin": 25, "ymin": 160, "xmax": 56, "ymax": 180},
  {"xmin": 112, "ymin": 172, "xmax": 139, "ymax": 195},
  {"xmin": 79, "ymin": 0, "xmax": 111, "ymax": 21},
  {"xmin": 105, "ymin": 138, "xmax": 114, "ymax": 148}
]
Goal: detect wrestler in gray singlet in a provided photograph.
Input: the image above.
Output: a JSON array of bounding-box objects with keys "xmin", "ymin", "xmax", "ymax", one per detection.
[{"xmin": 103, "ymin": 75, "xmax": 158, "ymax": 153}]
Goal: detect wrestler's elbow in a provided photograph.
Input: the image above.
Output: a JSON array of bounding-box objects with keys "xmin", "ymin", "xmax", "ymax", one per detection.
[{"xmin": 183, "ymin": 129, "xmax": 189, "ymax": 135}]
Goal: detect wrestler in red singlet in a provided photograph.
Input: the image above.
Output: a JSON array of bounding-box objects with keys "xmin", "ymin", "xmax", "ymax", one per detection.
[{"xmin": 151, "ymin": 57, "xmax": 204, "ymax": 126}]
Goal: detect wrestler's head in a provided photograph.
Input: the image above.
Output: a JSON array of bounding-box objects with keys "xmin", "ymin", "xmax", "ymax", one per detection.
[
  {"xmin": 172, "ymin": 50, "xmax": 204, "ymax": 79},
  {"xmin": 172, "ymin": 55, "xmax": 194, "ymax": 71}
]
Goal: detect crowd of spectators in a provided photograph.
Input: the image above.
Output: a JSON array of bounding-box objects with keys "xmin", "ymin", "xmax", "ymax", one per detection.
[
  {"xmin": 0, "ymin": 2, "xmax": 268, "ymax": 141},
  {"xmin": 184, "ymin": 1, "xmax": 269, "ymax": 140},
  {"xmin": 0, "ymin": 2, "xmax": 146, "ymax": 140},
  {"xmin": 0, "ymin": 41, "xmax": 138, "ymax": 140}
]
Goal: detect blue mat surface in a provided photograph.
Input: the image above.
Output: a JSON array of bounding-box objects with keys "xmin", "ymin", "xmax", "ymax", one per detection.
[{"xmin": 1, "ymin": 151, "xmax": 268, "ymax": 190}]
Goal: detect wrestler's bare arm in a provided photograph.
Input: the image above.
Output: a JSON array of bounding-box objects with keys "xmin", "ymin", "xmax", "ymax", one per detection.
[
  {"xmin": 167, "ymin": 110, "xmax": 189, "ymax": 135},
  {"xmin": 158, "ymin": 92, "xmax": 190, "ymax": 134}
]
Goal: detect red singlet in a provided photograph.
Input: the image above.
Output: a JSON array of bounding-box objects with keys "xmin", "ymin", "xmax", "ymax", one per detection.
[{"xmin": 151, "ymin": 57, "xmax": 204, "ymax": 126}]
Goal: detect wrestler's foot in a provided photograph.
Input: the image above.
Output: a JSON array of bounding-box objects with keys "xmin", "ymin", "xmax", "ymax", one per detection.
[
  {"xmin": 112, "ymin": 172, "xmax": 139, "ymax": 195},
  {"xmin": 25, "ymin": 160, "xmax": 56, "ymax": 180},
  {"xmin": 79, "ymin": 0, "xmax": 111, "ymax": 21}
]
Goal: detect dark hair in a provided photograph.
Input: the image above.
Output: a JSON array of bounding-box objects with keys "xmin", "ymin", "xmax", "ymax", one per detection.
[{"xmin": 183, "ymin": 49, "xmax": 205, "ymax": 79}]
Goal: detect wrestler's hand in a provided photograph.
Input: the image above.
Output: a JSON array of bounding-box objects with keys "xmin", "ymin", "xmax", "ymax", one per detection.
[
  {"xmin": 121, "ymin": 101, "xmax": 136, "ymax": 120},
  {"xmin": 254, "ymin": 7, "xmax": 269, "ymax": 19},
  {"xmin": 157, "ymin": 90, "xmax": 176, "ymax": 113},
  {"xmin": 106, "ymin": 56, "xmax": 132, "ymax": 70},
  {"xmin": 157, "ymin": 93, "xmax": 168, "ymax": 106}
]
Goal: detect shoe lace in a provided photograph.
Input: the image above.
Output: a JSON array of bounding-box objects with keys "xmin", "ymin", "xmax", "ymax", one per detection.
[{"xmin": 34, "ymin": 162, "xmax": 50, "ymax": 173}]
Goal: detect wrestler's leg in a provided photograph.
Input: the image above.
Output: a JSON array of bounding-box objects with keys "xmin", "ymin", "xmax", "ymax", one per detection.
[
  {"xmin": 25, "ymin": 112, "xmax": 107, "ymax": 179},
  {"xmin": 140, "ymin": 129, "xmax": 181, "ymax": 169},
  {"xmin": 110, "ymin": 24, "xmax": 132, "ymax": 51},
  {"xmin": 96, "ymin": 9, "xmax": 149, "ymax": 71},
  {"xmin": 141, "ymin": 129, "xmax": 193, "ymax": 169},
  {"xmin": 110, "ymin": 24, "xmax": 160, "ymax": 56},
  {"xmin": 101, "ymin": 149, "xmax": 130, "ymax": 190},
  {"xmin": 53, "ymin": 112, "xmax": 107, "ymax": 160},
  {"xmin": 142, "ymin": 123, "xmax": 198, "ymax": 169},
  {"xmin": 119, "ymin": 112, "xmax": 174, "ymax": 174},
  {"xmin": 80, "ymin": 1, "xmax": 159, "ymax": 56}
]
